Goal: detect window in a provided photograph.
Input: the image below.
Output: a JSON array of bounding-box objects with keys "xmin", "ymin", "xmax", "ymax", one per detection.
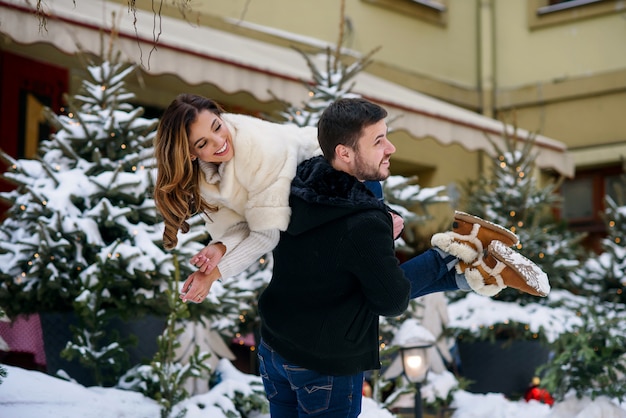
[
  {"xmin": 560, "ymin": 165, "xmax": 624, "ymax": 232},
  {"xmin": 362, "ymin": 0, "xmax": 447, "ymax": 26},
  {"xmin": 560, "ymin": 176, "xmax": 595, "ymax": 222},
  {"xmin": 527, "ymin": 0, "xmax": 622, "ymax": 29},
  {"xmin": 560, "ymin": 166, "xmax": 626, "ymax": 253}
]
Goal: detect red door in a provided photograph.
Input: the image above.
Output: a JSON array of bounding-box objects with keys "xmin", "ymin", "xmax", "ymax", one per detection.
[{"xmin": 0, "ymin": 51, "xmax": 68, "ymax": 220}]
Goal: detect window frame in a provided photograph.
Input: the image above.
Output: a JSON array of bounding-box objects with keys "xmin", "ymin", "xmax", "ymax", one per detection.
[
  {"xmin": 527, "ymin": 0, "xmax": 624, "ymax": 29},
  {"xmin": 361, "ymin": 0, "xmax": 448, "ymax": 26}
]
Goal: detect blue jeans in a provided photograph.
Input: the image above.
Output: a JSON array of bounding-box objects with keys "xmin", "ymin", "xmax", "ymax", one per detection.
[
  {"xmin": 402, "ymin": 248, "xmax": 461, "ymax": 298},
  {"xmin": 257, "ymin": 340, "xmax": 363, "ymax": 417}
]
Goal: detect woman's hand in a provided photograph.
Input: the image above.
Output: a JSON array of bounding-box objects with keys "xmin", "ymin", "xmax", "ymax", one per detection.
[
  {"xmin": 180, "ymin": 267, "xmax": 222, "ymax": 303},
  {"xmin": 190, "ymin": 243, "xmax": 226, "ymax": 273}
]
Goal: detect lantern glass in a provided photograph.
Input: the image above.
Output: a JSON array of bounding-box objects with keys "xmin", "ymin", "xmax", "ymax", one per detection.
[{"xmin": 401, "ymin": 345, "xmax": 430, "ymax": 383}]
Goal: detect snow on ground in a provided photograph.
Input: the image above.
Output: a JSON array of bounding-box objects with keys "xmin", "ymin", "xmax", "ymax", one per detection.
[{"xmin": 2, "ymin": 365, "xmax": 626, "ymax": 418}]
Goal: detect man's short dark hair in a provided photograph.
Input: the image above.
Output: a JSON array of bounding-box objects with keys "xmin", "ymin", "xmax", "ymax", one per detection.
[{"xmin": 317, "ymin": 98, "xmax": 388, "ymax": 161}]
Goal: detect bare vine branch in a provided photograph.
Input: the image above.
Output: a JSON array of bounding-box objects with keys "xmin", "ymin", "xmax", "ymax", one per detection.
[{"xmin": 334, "ymin": 0, "xmax": 346, "ymax": 73}]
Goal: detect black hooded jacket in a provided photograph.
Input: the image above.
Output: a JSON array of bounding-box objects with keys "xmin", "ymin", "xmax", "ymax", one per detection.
[{"xmin": 258, "ymin": 155, "xmax": 411, "ymax": 376}]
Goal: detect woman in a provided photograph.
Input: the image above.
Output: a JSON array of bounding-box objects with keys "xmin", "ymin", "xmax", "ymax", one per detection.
[{"xmin": 154, "ymin": 94, "xmax": 321, "ymax": 303}]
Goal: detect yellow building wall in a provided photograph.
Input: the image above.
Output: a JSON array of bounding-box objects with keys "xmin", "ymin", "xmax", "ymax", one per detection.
[
  {"xmin": 495, "ymin": 1, "xmax": 626, "ymax": 87},
  {"xmin": 113, "ymin": 0, "xmax": 480, "ymax": 89},
  {"xmin": 512, "ymin": 90, "xmax": 626, "ymax": 150}
]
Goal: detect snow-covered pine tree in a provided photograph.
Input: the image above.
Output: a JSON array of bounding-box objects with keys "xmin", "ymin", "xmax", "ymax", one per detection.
[
  {"xmin": 0, "ymin": 49, "xmax": 215, "ymax": 385},
  {"xmin": 459, "ymin": 125, "xmax": 586, "ymax": 303},
  {"xmin": 274, "ymin": 44, "xmax": 379, "ymax": 128},
  {"xmin": 1, "ymin": 53, "xmax": 164, "ymax": 316},
  {"xmin": 537, "ymin": 301, "xmax": 626, "ymax": 402}
]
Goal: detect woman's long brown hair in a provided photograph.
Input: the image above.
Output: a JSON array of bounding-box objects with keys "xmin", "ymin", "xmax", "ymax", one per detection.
[{"xmin": 154, "ymin": 94, "xmax": 223, "ymax": 249}]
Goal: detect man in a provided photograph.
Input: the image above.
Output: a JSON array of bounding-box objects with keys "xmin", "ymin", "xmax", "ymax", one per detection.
[{"xmin": 257, "ymin": 98, "xmax": 548, "ymax": 417}]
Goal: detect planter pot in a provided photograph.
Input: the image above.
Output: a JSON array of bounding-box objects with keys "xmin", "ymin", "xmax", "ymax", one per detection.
[
  {"xmin": 40, "ymin": 312, "xmax": 89, "ymax": 384},
  {"xmin": 457, "ymin": 339, "xmax": 551, "ymax": 398},
  {"xmin": 40, "ymin": 312, "xmax": 165, "ymax": 386},
  {"xmin": 424, "ymin": 407, "xmax": 456, "ymax": 418},
  {"xmin": 107, "ymin": 315, "xmax": 166, "ymax": 366}
]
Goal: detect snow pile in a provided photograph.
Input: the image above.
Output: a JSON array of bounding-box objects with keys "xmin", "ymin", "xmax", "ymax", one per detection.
[{"xmin": 447, "ymin": 290, "xmax": 584, "ymax": 343}]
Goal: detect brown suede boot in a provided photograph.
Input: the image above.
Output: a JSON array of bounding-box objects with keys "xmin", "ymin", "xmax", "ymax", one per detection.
[
  {"xmin": 431, "ymin": 211, "xmax": 519, "ymax": 264},
  {"xmin": 459, "ymin": 240, "xmax": 550, "ymax": 297}
]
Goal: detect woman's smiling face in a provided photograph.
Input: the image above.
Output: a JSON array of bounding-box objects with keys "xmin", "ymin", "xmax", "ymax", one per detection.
[{"xmin": 188, "ymin": 109, "xmax": 234, "ymax": 164}]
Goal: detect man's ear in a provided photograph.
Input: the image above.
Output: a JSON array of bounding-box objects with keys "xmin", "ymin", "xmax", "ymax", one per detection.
[{"xmin": 335, "ymin": 144, "xmax": 352, "ymax": 164}]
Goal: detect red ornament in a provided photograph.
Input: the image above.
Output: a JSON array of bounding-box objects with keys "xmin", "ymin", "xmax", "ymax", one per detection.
[
  {"xmin": 362, "ymin": 380, "xmax": 372, "ymax": 398},
  {"xmin": 524, "ymin": 377, "xmax": 554, "ymax": 406}
]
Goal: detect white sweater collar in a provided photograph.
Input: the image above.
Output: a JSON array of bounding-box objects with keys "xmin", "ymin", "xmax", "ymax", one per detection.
[{"xmin": 198, "ymin": 159, "xmax": 227, "ymax": 184}]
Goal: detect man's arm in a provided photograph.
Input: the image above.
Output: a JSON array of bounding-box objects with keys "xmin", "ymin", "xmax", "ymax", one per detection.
[{"xmin": 344, "ymin": 213, "xmax": 410, "ymax": 317}]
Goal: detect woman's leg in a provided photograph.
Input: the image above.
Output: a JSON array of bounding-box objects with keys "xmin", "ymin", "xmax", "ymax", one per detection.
[{"xmin": 401, "ymin": 248, "xmax": 460, "ymax": 298}]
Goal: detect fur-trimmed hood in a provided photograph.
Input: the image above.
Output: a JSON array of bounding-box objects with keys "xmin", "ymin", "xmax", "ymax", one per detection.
[{"xmin": 288, "ymin": 156, "xmax": 388, "ymax": 235}]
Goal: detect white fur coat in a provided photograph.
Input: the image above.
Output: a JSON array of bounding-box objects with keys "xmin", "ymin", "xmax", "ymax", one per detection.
[{"xmin": 198, "ymin": 113, "xmax": 321, "ymax": 241}]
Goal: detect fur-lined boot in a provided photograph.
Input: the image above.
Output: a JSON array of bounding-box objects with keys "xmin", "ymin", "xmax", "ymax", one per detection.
[
  {"xmin": 431, "ymin": 211, "xmax": 519, "ymax": 263},
  {"xmin": 460, "ymin": 240, "xmax": 550, "ymax": 297}
]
